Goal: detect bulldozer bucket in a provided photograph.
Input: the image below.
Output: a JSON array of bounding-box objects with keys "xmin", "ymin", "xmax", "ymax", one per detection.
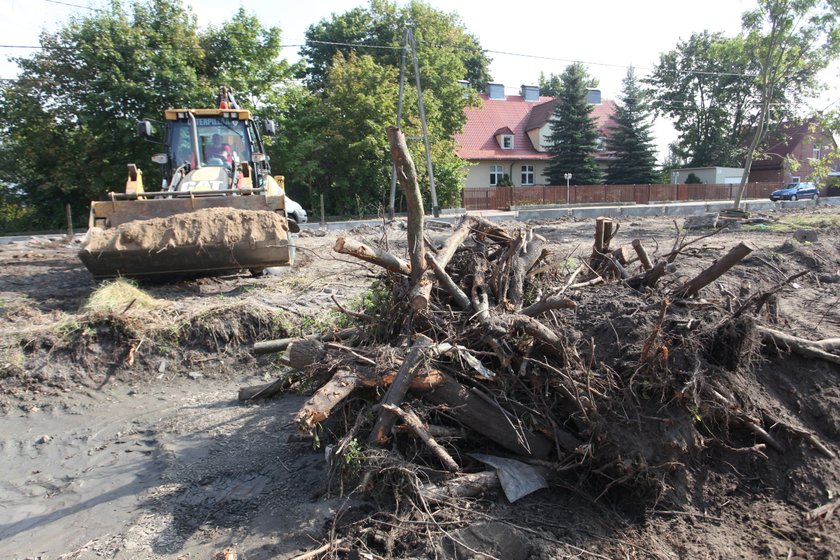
[{"xmin": 78, "ymin": 193, "xmax": 292, "ymax": 279}]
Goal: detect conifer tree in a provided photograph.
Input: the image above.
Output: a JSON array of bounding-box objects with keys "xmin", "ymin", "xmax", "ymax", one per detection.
[
  {"xmin": 606, "ymin": 67, "xmax": 659, "ymax": 184},
  {"xmin": 544, "ymin": 63, "xmax": 602, "ymax": 185}
]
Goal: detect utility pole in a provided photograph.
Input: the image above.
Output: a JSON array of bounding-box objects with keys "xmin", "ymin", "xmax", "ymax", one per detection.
[
  {"xmin": 387, "ymin": 29, "xmax": 408, "ymax": 221},
  {"xmin": 409, "ymin": 28, "xmax": 440, "ymax": 218}
]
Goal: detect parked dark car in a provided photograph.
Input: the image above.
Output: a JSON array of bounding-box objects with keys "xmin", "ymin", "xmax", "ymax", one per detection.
[{"xmin": 770, "ymin": 182, "xmax": 819, "ymax": 201}]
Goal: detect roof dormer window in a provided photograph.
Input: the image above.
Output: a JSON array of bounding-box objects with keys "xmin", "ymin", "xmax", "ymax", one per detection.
[{"xmin": 501, "ymin": 135, "xmax": 514, "ymax": 150}]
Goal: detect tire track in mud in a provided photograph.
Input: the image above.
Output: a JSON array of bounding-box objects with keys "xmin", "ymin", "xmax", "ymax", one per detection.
[{"xmin": 1, "ymin": 380, "xmax": 339, "ymax": 560}]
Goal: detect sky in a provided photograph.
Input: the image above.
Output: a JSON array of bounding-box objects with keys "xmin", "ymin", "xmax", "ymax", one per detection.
[{"xmin": 1, "ymin": 0, "xmax": 839, "ymax": 157}]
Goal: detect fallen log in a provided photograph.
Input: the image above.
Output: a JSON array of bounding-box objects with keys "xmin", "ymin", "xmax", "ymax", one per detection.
[
  {"xmin": 674, "ymin": 241, "xmax": 754, "ymax": 298},
  {"xmin": 421, "ymin": 373, "xmax": 553, "ymax": 459},
  {"xmin": 295, "ymin": 368, "xmax": 362, "ymax": 434},
  {"xmin": 287, "ymin": 338, "xmax": 328, "ymax": 371},
  {"xmin": 508, "ymin": 229, "xmax": 547, "ymax": 310},
  {"xmin": 253, "ymin": 327, "xmax": 359, "ymax": 356},
  {"xmin": 334, "ymin": 237, "xmax": 411, "ymax": 276}
]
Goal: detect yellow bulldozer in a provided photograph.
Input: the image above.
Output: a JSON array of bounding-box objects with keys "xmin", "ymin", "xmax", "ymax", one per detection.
[{"xmin": 78, "ymin": 88, "xmax": 297, "ymax": 279}]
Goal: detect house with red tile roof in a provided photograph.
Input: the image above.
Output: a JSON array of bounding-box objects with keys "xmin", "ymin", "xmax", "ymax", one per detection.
[{"xmin": 454, "ymin": 84, "xmax": 616, "ymax": 188}]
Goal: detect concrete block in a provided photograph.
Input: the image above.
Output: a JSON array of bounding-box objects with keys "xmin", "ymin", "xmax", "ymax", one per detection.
[
  {"xmin": 821, "ymin": 196, "xmax": 840, "ymax": 206},
  {"xmin": 569, "ymin": 206, "xmax": 620, "ymax": 219},
  {"xmin": 619, "ymin": 205, "xmax": 665, "ymax": 217},
  {"xmin": 517, "ymin": 208, "xmax": 571, "ymax": 221}
]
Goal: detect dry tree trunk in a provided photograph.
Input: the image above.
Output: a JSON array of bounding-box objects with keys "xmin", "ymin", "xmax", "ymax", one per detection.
[{"xmin": 386, "ymin": 127, "xmax": 425, "ymax": 283}]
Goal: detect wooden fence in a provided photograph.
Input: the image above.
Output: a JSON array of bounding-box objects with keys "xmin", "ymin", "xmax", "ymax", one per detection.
[{"xmin": 461, "ymin": 183, "xmax": 779, "ymax": 211}]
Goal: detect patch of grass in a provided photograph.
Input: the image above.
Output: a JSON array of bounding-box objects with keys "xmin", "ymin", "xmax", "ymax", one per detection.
[
  {"xmin": 0, "ymin": 345, "xmax": 26, "ymax": 379},
  {"xmin": 84, "ymin": 279, "xmax": 162, "ymax": 315},
  {"xmin": 780, "ymin": 213, "xmax": 840, "ymax": 229}
]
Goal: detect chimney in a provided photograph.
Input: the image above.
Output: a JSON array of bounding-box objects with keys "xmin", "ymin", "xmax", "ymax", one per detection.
[
  {"xmin": 586, "ymin": 89, "xmax": 602, "ymax": 105},
  {"xmin": 486, "ymin": 83, "xmax": 505, "ymax": 100},
  {"xmin": 520, "ymin": 85, "xmax": 540, "ymax": 102}
]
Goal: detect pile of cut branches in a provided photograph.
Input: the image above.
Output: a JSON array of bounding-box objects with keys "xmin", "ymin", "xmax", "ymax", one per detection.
[{"xmin": 246, "ymin": 129, "xmax": 838, "ymax": 517}]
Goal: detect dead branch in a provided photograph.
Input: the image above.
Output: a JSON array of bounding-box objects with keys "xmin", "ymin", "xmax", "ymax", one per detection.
[
  {"xmin": 757, "ymin": 326, "xmax": 840, "ymax": 366},
  {"xmin": 426, "ymin": 253, "xmax": 471, "ymax": 311},
  {"xmin": 410, "ymin": 215, "xmax": 474, "ymax": 311},
  {"xmin": 382, "ymin": 404, "xmax": 460, "ymax": 472},
  {"xmin": 253, "ymin": 327, "xmax": 359, "ymax": 355},
  {"xmin": 732, "ymin": 270, "xmax": 809, "ymax": 318},
  {"xmin": 632, "ymin": 239, "xmax": 653, "ymax": 271},
  {"xmin": 334, "ymin": 237, "xmax": 411, "ymax": 276},
  {"xmin": 237, "ymin": 370, "xmax": 297, "ymax": 401},
  {"xmin": 369, "ymin": 334, "xmax": 434, "ymax": 445},
  {"xmin": 521, "ymin": 295, "xmax": 577, "ymax": 317},
  {"xmin": 674, "ymin": 242, "xmax": 754, "ymax": 298}
]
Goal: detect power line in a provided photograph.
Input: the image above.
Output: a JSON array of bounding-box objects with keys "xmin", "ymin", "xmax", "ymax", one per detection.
[
  {"xmin": 0, "ymin": 39, "xmax": 765, "ymax": 80},
  {"xmin": 43, "ymin": 0, "xmax": 97, "ymax": 9}
]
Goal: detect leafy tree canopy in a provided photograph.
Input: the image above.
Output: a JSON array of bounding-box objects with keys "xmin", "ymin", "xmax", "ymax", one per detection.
[
  {"xmin": 0, "ymin": 0, "xmax": 294, "ymax": 231},
  {"xmin": 288, "ymin": 0, "xmax": 490, "ymax": 215}
]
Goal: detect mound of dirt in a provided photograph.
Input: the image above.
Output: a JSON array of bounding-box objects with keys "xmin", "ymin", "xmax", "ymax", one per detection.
[{"xmin": 82, "ymin": 208, "xmax": 289, "ymax": 253}]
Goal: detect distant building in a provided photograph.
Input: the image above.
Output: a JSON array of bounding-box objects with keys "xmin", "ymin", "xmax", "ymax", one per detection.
[
  {"xmin": 747, "ymin": 119, "xmax": 839, "ymax": 184},
  {"xmin": 454, "ymin": 84, "xmax": 616, "ymax": 188},
  {"xmin": 670, "ymin": 167, "xmax": 746, "ymax": 184}
]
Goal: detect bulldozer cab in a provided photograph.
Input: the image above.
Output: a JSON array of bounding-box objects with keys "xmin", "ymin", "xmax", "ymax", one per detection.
[{"xmin": 163, "ymin": 109, "xmax": 264, "ymax": 179}]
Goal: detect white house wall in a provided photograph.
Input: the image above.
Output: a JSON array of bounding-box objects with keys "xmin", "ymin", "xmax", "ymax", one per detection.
[{"xmin": 463, "ymin": 161, "xmax": 552, "ymax": 188}]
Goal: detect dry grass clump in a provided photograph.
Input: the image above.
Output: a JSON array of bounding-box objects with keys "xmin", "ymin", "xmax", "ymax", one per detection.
[{"xmin": 83, "ymin": 278, "xmax": 163, "ymax": 315}]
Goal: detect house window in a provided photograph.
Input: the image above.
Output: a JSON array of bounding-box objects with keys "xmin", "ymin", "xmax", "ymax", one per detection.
[
  {"xmin": 521, "ymin": 165, "xmax": 535, "ymax": 185},
  {"xmin": 501, "ymin": 135, "xmax": 514, "ymax": 149},
  {"xmin": 595, "ymin": 136, "xmax": 606, "ymax": 151},
  {"xmin": 813, "ymin": 146, "xmax": 822, "ymax": 159},
  {"xmin": 791, "ymin": 176, "xmax": 800, "ymax": 183},
  {"xmin": 490, "ymin": 165, "xmax": 504, "ymax": 186}
]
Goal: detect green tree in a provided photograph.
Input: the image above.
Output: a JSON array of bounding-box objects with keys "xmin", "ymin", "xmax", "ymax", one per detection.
[
  {"xmin": 647, "ymin": 32, "xmax": 757, "ymax": 167},
  {"xmin": 0, "ymin": 0, "xmax": 293, "ymax": 231},
  {"xmin": 734, "ymin": 0, "xmax": 840, "ymax": 209},
  {"xmin": 538, "ymin": 71, "xmax": 562, "ymax": 97},
  {"xmin": 295, "ymin": 0, "xmax": 489, "ymax": 214},
  {"xmin": 544, "ymin": 63, "xmax": 602, "ymax": 185},
  {"xmin": 605, "ymin": 67, "xmax": 659, "ymax": 185},
  {"xmin": 539, "ymin": 70, "xmax": 597, "ymax": 97}
]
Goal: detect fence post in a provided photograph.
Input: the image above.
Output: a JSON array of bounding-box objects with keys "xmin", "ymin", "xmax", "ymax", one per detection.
[{"xmin": 65, "ymin": 203, "xmax": 73, "ymax": 238}]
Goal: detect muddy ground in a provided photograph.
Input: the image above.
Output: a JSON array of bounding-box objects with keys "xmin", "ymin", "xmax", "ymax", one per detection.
[{"xmin": 0, "ymin": 207, "xmax": 838, "ymax": 559}]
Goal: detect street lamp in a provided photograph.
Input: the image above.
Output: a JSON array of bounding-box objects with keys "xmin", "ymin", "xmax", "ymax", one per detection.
[{"xmin": 564, "ymin": 173, "xmax": 572, "ymax": 206}]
